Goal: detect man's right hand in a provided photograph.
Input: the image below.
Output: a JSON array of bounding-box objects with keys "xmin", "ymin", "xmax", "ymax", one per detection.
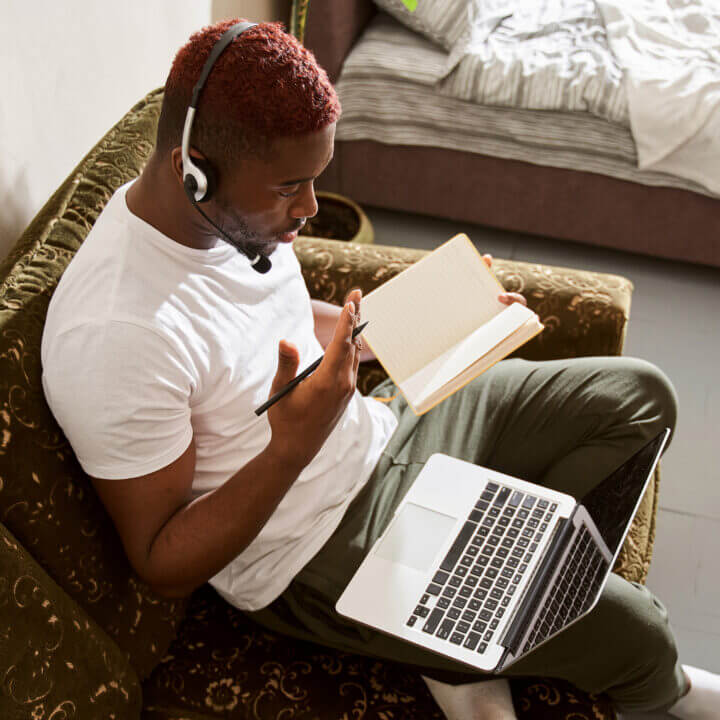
[{"xmin": 266, "ymin": 287, "xmax": 362, "ymax": 470}]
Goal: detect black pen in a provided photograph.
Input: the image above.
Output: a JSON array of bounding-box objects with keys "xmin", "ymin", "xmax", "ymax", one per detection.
[{"xmin": 254, "ymin": 321, "xmax": 369, "ymax": 416}]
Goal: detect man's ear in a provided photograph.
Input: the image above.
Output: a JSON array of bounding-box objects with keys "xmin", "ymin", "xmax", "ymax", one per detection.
[
  {"xmin": 171, "ymin": 147, "xmax": 185, "ymax": 188},
  {"xmin": 170, "ymin": 147, "xmax": 210, "ymax": 179},
  {"xmin": 171, "ymin": 147, "xmax": 216, "ymax": 200}
]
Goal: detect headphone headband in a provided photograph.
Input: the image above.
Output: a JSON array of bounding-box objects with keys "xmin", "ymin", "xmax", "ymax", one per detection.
[
  {"xmin": 180, "ymin": 21, "xmax": 271, "ymax": 273},
  {"xmin": 190, "ymin": 21, "xmax": 257, "ymax": 108},
  {"xmin": 182, "ymin": 21, "xmax": 257, "ymax": 202}
]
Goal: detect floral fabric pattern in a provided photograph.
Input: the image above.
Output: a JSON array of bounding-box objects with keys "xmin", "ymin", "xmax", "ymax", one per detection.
[
  {"xmin": 0, "ymin": 89, "xmax": 186, "ymax": 681},
  {"xmin": 143, "ymin": 585, "xmax": 616, "ymax": 719},
  {"xmin": 0, "ymin": 523, "xmax": 141, "ymax": 718}
]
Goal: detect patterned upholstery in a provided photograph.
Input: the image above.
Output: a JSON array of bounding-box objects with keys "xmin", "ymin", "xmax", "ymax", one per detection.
[
  {"xmin": 0, "ymin": 89, "xmax": 187, "ymax": 686},
  {"xmin": 0, "ymin": 89, "xmax": 656, "ymax": 719},
  {"xmin": 142, "ymin": 585, "xmax": 616, "ymax": 720},
  {"xmin": 0, "ymin": 522, "xmax": 141, "ymax": 719}
]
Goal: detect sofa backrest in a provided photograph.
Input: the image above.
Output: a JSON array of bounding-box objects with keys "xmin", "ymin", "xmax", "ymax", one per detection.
[{"xmin": 0, "ymin": 88, "xmax": 187, "ymax": 681}]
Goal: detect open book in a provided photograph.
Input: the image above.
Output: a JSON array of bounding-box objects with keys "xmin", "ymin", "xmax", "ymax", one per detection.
[{"xmin": 360, "ymin": 234, "xmax": 544, "ymax": 415}]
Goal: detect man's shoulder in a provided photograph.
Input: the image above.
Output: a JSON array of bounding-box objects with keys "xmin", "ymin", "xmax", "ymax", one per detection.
[{"xmin": 47, "ymin": 195, "xmax": 185, "ymax": 337}]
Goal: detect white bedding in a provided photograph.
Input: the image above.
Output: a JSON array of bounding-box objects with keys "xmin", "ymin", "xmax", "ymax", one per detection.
[
  {"xmin": 437, "ymin": 0, "xmax": 720, "ymax": 195},
  {"xmin": 598, "ymin": 0, "xmax": 720, "ymax": 195},
  {"xmin": 440, "ymin": 0, "xmax": 629, "ymax": 125}
]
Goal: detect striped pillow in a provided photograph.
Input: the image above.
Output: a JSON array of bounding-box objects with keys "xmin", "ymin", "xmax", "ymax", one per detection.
[{"xmin": 373, "ymin": 0, "xmax": 474, "ymax": 50}]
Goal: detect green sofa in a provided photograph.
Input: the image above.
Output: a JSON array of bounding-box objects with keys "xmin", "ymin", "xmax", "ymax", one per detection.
[{"xmin": 0, "ymin": 89, "xmax": 657, "ymax": 719}]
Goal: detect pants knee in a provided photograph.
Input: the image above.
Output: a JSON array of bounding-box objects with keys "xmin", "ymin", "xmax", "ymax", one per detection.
[
  {"xmin": 621, "ymin": 358, "xmax": 678, "ymax": 439},
  {"xmin": 636, "ymin": 592, "xmax": 679, "ymax": 669},
  {"xmin": 602, "ymin": 582, "xmax": 680, "ymax": 691}
]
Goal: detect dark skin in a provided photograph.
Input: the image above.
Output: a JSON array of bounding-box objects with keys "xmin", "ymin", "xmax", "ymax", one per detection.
[
  {"xmin": 127, "ymin": 126, "xmax": 331, "ymax": 256},
  {"xmin": 96, "ymin": 123, "xmax": 527, "ymax": 599}
]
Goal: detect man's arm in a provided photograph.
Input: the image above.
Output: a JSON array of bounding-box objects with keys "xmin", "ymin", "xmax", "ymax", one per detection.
[
  {"xmin": 92, "ymin": 292, "xmax": 363, "ymax": 599},
  {"xmin": 312, "ymin": 296, "xmax": 376, "ymax": 362},
  {"xmin": 91, "ymin": 436, "xmax": 304, "ymax": 598}
]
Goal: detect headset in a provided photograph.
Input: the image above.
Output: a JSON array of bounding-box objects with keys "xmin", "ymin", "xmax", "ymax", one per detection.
[{"xmin": 181, "ymin": 21, "xmax": 272, "ymax": 273}]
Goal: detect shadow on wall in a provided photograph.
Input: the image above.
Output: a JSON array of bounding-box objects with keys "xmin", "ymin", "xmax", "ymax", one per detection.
[{"xmin": 0, "ymin": 163, "xmax": 32, "ymax": 261}]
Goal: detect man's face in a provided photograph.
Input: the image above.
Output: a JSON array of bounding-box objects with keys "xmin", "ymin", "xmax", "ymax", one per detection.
[{"xmin": 211, "ymin": 123, "xmax": 336, "ymax": 258}]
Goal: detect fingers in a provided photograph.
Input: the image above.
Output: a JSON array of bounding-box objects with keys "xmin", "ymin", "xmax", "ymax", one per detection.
[
  {"xmin": 343, "ymin": 287, "xmax": 364, "ymax": 350},
  {"xmin": 347, "ymin": 288, "xmax": 363, "ymax": 386},
  {"xmin": 345, "ymin": 287, "xmax": 362, "ymax": 320},
  {"xmin": 324, "ymin": 295, "xmax": 360, "ymax": 381},
  {"xmin": 485, "ymin": 257, "xmax": 525, "ymax": 306},
  {"xmin": 499, "ymin": 292, "xmax": 528, "ymax": 307},
  {"xmin": 349, "ymin": 287, "xmax": 363, "ymax": 335},
  {"xmin": 271, "ymin": 340, "xmax": 299, "ymax": 393},
  {"xmin": 352, "ymin": 340, "xmax": 361, "ymax": 376},
  {"xmin": 344, "ymin": 287, "xmax": 363, "ymax": 303}
]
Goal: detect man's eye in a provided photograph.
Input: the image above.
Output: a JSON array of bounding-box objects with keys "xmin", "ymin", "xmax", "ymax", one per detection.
[{"xmin": 278, "ymin": 187, "xmax": 300, "ymax": 198}]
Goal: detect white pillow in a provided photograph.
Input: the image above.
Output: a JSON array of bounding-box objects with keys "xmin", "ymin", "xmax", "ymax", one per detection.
[{"xmin": 373, "ymin": 0, "xmax": 474, "ymax": 49}]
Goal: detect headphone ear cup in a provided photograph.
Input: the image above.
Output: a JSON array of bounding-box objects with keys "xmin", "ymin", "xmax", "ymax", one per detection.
[
  {"xmin": 193, "ymin": 157, "xmax": 218, "ymax": 203},
  {"xmin": 183, "ymin": 173, "xmax": 199, "ymax": 202}
]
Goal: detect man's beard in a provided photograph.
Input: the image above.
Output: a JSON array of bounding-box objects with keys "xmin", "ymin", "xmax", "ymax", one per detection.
[
  {"xmin": 213, "ymin": 207, "xmax": 278, "ymax": 258},
  {"xmin": 227, "ymin": 224, "xmax": 276, "ymax": 259},
  {"xmin": 210, "ymin": 200, "xmax": 303, "ymax": 258}
]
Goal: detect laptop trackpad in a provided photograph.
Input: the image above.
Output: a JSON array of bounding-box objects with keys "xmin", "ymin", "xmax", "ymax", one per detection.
[{"xmin": 374, "ymin": 502, "xmax": 458, "ymax": 572}]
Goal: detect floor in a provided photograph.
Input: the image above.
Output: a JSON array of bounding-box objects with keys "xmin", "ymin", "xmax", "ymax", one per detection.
[{"xmin": 364, "ymin": 206, "xmax": 720, "ymax": 719}]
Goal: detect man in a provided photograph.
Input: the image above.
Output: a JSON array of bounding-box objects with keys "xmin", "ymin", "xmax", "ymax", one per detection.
[{"xmin": 41, "ymin": 19, "xmax": 718, "ymax": 720}]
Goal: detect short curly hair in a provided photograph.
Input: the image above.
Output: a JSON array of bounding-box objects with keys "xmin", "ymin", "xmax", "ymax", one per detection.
[{"xmin": 156, "ymin": 19, "xmax": 341, "ymax": 170}]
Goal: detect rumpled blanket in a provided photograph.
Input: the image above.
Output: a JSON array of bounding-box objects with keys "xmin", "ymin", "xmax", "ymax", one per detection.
[
  {"xmin": 439, "ymin": 0, "xmax": 629, "ymax": 124},
  {"xmin": 438, "ymin": 0, "xmax": 720, "ymax": 194},
  {"xmin": 597, "ymin": 0, "xmax": 720, "ymax": 195}
]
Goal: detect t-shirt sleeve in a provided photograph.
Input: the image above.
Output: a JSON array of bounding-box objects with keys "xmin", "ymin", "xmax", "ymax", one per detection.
[{"xmin": 42, "ymin": 320, "xmax": 195, "ymax": 479}]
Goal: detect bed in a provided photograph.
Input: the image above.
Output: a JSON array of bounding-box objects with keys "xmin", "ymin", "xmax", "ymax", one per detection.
[{"xmin": 294, "ymin": 0, "xmax": 720, "ymax": 268}]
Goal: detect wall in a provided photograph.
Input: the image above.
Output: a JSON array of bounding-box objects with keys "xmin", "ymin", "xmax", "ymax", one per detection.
[
  {"xmin": 0, "ymin": 0, "xmax": 290, "ymax": 261},
  {"xmin": 213, "ymin": 0, "xmax": 291, "ymax": 24}
]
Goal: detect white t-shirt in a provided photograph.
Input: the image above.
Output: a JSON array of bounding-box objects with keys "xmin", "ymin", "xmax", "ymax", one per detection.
[{"xmin": 41, "ymin": 181, "xmax": 398, "ymax": 610}]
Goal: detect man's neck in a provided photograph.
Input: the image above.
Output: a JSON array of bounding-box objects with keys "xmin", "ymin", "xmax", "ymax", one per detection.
[{"xmin": 126, "ymin": 156, "xmax": 220, "ymax": 251}]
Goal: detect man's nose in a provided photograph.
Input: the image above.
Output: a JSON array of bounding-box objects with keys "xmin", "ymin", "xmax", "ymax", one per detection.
[{"xmin": 290, "ymin": 182, "xmax": 318, "ymax": 219}]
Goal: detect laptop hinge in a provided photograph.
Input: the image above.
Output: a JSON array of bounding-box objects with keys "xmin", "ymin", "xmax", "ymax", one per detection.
[{"xmin": 498, "ymin": 515, "xmax": 575, "ymax": 657}]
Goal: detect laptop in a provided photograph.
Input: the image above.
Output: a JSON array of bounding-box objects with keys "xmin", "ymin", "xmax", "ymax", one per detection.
[{"xmin": 336, "ymin": 428, "xmax": 670, "ymax": 672}]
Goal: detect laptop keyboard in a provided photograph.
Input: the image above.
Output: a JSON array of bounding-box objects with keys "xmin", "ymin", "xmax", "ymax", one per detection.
[
  {"xmin": 521, "ymin": 525, "xmax": 609, "ymax": 655},
  {"xmin": 406, "ymin": 481, "xmax": 558, "ymax": 655}
]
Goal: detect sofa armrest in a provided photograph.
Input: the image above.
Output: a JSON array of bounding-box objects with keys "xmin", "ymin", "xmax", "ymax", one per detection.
[
  {"xmin": 294, "ymin": 237, "xmax": 634, "ymax": 361},
  {"xmin": 0, "ymin": 522, "xmax": 142, "ymax": 719}
]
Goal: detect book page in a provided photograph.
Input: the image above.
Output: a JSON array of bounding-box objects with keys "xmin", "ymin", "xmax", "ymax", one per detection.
[
  {"xmin": 411, "ymin": 315, "xmax": 544, "ymax": 414},
  {"xmin": 402, "ymin": 303, "xmax": 536, "ymax": 407},
  {"xmin": 360, "ymin": 235, "xmax": 507, "ymax": 383}
]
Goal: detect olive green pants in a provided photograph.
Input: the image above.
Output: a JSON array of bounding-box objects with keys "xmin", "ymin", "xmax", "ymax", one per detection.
[{"xmin": 247, "ymin": 357, "xmax": 688, "ymax": 713}]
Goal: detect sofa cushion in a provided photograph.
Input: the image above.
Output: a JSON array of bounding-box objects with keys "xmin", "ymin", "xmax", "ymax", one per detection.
[
  {"xmin": 0, "ymin": 88, "xmax": 186, "ymax": 680},
  {"xmin": 143, "ymin": 585, "xmax": 617, "ymax": 719}
]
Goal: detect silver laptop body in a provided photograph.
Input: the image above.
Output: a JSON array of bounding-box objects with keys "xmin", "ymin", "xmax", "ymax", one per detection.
[{"xmin": 336, "ymin": 429, "xmax": 670, "ymax": 673}]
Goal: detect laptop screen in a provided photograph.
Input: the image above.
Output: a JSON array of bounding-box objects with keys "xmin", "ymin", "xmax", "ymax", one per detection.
[{"xmin": 581, "ymin": 429, "xmax": 669, "ymax": 557}]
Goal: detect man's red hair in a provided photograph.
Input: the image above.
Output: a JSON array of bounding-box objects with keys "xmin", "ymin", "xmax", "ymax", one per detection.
[{"xmin": 156, "ymin": 19, "xmax": 341, "ymax": 168}]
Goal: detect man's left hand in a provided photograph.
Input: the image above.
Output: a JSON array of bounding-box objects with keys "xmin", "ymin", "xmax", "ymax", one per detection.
[{"xmin": 482, "ymin": 254, "xmax": 527, "ymax": 307}]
